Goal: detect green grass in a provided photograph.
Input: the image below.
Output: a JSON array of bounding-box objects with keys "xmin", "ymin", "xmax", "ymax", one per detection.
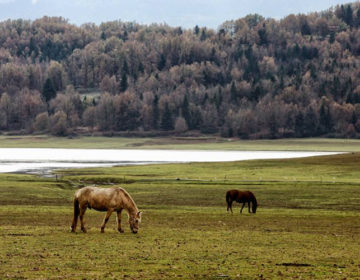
[
  {"xmin": 1, "ymin": 135, "xmax": 360, "ymax": 151},
  {"xmin": 1, "ymin": 153, "xmax": 360, "ymax": 279}
]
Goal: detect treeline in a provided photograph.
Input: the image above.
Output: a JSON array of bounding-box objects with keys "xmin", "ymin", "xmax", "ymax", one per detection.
[{"xmin": 2, "ymin": 3, "xmax": 360, "ymax": 138}]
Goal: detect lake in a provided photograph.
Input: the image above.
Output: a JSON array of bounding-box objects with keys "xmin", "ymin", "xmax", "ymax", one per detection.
[{"xmin": 0, "ymin": 148, "xmax": 340, "ymax": 176}]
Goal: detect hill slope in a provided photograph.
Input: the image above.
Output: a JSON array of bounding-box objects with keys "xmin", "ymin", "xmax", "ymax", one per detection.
[{"xmin": 1, "ymin": 3, "xmax": 360, "ymax": 138}]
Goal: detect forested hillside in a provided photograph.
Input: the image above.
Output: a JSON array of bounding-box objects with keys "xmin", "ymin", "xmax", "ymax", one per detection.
[{"xmin": 1, "ymin": 3, "xmax": 360, "ymax": 138}]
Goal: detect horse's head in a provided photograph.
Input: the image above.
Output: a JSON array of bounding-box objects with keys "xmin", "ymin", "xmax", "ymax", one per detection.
[
  {"xmin": 129, "ymin": 211, "xmax": 142, "ymax": 234},
  {"xmin": 252, "ymin": 203, "xmax": 257, "ymax": 214}
]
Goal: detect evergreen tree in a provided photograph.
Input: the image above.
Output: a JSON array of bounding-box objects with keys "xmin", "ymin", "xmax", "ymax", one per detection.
[
  {"xmin": 304, "ymin": 107, "xmax": 318, "ymax": 136},
  {"xmin": 214, "ymin": 88, "xmax": 223, "ymax": 110},
  {"xmin": 295, "ymin": 112, "xmax": 305, "ymax": 137},
  {"xmin": 181, "ymin": 94, "xmax": 191, "ymax": 128},
  {"xmin": 268, "ymin": 112, "xmax": 277, "ymax": 138},
  {"xmin": 230, "ymin": 82, "xmax": 237, "ymax": 103},
  {"xmin": 138, "ymin": 62, "xmax": 144, "ymax": 74},
  {"xmin": 258, "ymin": 24, "xmax": 268, "ymax": 45},
  {"xmin": 28, "ymin": 68, "xmax": 36, "ymax": 89},
  {"xmin": 120, "ymin": 72, "xmax": 128, "ymax": 92},
  {"xmin": 301, "ymin": 20, "xmax": 311, "ymax": 35},
  {"xmin": 194, "ymin": 25, "xmax": 200, "ymax": 35},
  {"xmin": 356, "ymin": 8, "xmax": 360, "ymax": 27},
  {"xmin": 345, "ymin": 5, "xmax": 354, "ymax": 27},
  {"xmin": 160, "ymin": 102, "xmax": 173, "ymax": 131},
  {"xmin": 29, "ymin": 37, "xmax": 38, "ymax": 57},
  {"xmin": 319, "ymin": 102, "xmax": 332, "ymax": 134},
  {"xmin": 352, "ymin": 111, "xmax": 357, "ymax": 125},
  {"xmin": 42, "ymin": 78, "xmax": 56, "ymax": 102},
  {"xmin": 251, "ymin": 86, "xmax": 262, "ymax": 101},
  {"xmin": 122, "ymin": 60, "xmax": 129, "ymax": 75},
  {"xmin": 157, "ymin": 54, "xmax": 166, "ymax": 71},
  {"xmin": 202, "ymin": 93, "xmax": 209, "ymax": 105},
  {"xmin": 122, "ymin": 30, "xmax": 128, "ymax": 41},
  {"xmin": 200, "ymin": 29, "xmax": 207, "ymax": 41},
  {"xmin": 152, "ymin": 94, "xmax": 159, "ymax": 129}
]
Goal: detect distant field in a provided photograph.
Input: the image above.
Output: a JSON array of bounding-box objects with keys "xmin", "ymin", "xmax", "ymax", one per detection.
[
  {"xmin": 1, "ymin": 135, "xmax": 360, "ymax": 151},
  {"xmin": 78, "ymin": 88, "xmax": 101, "ymax": 102},
  {"xmin": 1, "ymin": 153, "xmax": 360, "ymax": 279}
]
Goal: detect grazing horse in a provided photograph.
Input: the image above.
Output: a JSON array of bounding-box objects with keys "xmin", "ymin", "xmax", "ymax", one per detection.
[
  {"xmin": 71, "ymin": 186, "xmax": 142, "ymax": 234},
  {"xmin": 226, "ymin": 190, "xmax": 257, "ymax": 214}
]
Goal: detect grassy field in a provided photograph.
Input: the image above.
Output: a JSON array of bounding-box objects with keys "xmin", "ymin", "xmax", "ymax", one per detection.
[
  {"xmin": 2, "ymin": 135, "xmax": 360, "ymax": 151},
  {"xmin": 1, "ymin": 152, "xmax": 360, "ymax": 279}
]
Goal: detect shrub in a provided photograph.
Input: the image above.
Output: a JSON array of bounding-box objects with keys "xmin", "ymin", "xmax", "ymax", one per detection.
[
  {"xmin": 34, "ymin": 112, "xmax": 49, "ymax": 132},
  {"xmin": 50, "ymin": 111, "xmax": 68, "ymax": 136}
]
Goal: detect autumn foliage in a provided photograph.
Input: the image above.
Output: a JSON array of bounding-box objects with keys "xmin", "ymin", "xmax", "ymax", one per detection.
[{"xmin": 1, "ymin": 3, "xmax": 360, "ymax": 138}]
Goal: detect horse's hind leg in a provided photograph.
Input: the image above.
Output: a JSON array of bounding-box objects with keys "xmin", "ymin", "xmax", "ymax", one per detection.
[
  {"xmin": 228, "ymin": 201, "xmax": 233, "ymax": 214},
  {"xmin": 248, "ymin": 202, "xmax": 251, "ymax": 213},
  {"xmin": 227, "ymin": 202, "xmax": 231, "ymax": 213},
  {"xmin": 101, "ymin": 209, "xmax": 113, "ymax": 233},
  {"xmin": 79, "ymin": 206, "xmax": 87, "ymax": 233},
  {"xmin": 71, "ymin": 215, "xmax": 78, "ymax": 232},
  {"xmin": 116, "ymin": 209, "xmax": 124, "ymax": 233}
]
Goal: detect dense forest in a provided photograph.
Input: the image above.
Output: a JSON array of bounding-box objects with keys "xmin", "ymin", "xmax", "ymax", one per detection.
[{"xmin": 2, "ymin": 3, "xmax": 360, "ymax": 138}]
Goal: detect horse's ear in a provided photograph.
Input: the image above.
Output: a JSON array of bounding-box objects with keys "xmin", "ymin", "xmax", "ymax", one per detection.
[{"xmin": 137, "ymin": 211, "xmax": 142, "ymax": 219}]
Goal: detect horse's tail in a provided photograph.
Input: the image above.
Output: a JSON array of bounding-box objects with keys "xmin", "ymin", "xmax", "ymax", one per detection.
[
  {"xmin": 74, "ymin": 197, "xmax": 80, "ymax": 218},
  {"xmin": 71, "ymin": 197, "xmax": 80, "ymax": 232},
  {"xmin": 251, "ymin": 193, "xmax": 258, "ymax": 213},
  {"xmin": 226, "ymin": 191, "xmax": 232, "ymax": 212},
  {"xmin": 226, "ymin": 191, "xmax": 231, "ymax": 204}
]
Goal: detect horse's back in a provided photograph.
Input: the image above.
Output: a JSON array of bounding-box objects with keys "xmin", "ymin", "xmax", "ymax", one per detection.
[
  {"xmin": 226, "ymin": 189, "xmax": 255, "ymax": 202},
  {"xmin": 76, "ymin": 186, "xmax": 123, "ymax": 196},
  {"xmin": 75, "ymin": 186, "xmax": 126, "ymax": 210}
]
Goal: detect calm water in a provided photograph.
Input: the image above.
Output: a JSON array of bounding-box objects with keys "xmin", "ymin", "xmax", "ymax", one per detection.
[{"xmin": 0, "ymin": 148, "xmax": 339, "ymax": 175}]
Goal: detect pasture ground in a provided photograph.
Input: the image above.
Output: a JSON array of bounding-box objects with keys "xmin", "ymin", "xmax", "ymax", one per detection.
[
  {"xmin": 1, "ymin": 135, "xmax": 360, "ymax": 151},
  {"xmin": 1, "ymin": 152, "xmax": 360, "ymax": 279}
]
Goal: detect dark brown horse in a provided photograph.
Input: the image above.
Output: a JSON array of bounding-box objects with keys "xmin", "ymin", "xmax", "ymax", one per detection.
[{"xmin": 226, "ymin": 190, "xmax": 257, "ymax": 214}]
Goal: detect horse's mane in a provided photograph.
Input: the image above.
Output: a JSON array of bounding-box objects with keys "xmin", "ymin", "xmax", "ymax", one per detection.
[{"xmin": 118, "ymin": 187, "xmax": 138, "ymax": 212}]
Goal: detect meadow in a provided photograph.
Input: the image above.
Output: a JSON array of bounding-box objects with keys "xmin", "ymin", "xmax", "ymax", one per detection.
[
  {"xmin": 1, "ymin": 135, "xmax": 360, "ymax": 151},
  {"xmin": 1, "ymin": 142, "xmax": 360, "ymax": 279}
]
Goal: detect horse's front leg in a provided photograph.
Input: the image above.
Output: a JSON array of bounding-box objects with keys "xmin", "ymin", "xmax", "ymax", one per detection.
[
  {"xmin": 116, "ymin": 209, "xmax": 124, "ymax": 233},
  {"xmin": 248, "ymin": 202, "xmax": 251, "ymax": 213},
  {"xmin": 101, "ymin": 209, "xmax": 114, "ymax": 233},
  {"xmin": 240, "ymin": 203, "xmax": 245, "ymax": 213}
]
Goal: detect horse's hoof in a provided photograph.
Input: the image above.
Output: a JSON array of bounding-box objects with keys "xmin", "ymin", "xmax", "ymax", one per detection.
[
  {"xmin": 81, "ymin": 228, "xmax": 87, "ymax": 233},
  {"xmin": 118, "ymin": 229, "xmax": 124, "ymax": 233},
  {"xmin": 101, "ymin": 229, "xmax": 105, "ymax": 233}
]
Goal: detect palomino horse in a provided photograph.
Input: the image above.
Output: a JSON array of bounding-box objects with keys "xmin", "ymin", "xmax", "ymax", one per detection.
[
  {"xmin": 71, "ymin": 186, "xmax": 142, "ymax": 234},
  {"xmin": 226, "ymin": 190, "xmax": 257, "ymax": 214}
]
